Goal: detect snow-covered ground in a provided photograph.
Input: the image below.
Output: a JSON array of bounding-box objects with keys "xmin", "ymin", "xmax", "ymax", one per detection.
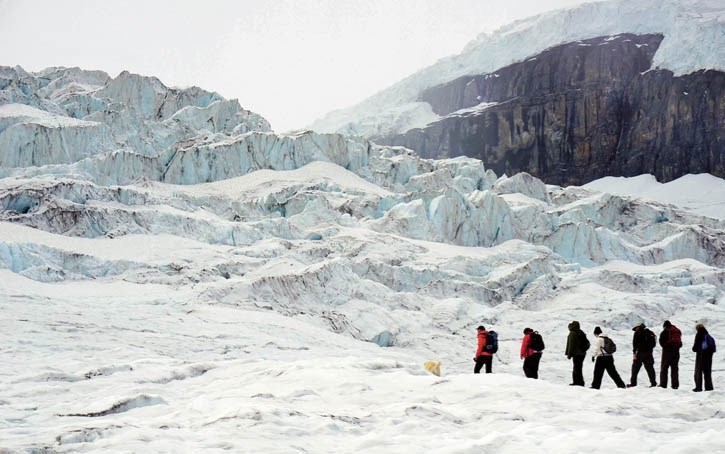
[{"xmin": 2, "ymin": 270, "xmax": 724, "ymax": 453}]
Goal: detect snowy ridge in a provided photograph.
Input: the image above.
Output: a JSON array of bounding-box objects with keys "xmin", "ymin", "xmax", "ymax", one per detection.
[
  {"xmin": 584, "ymin": 174, "xmax": 725, "ymax": 221},
  {"xmin": 1, "ymin": 65, "xmax": 725, "ymax": 451},
  {"xmin": 309, "ymin": 0, "xmax": 725, "ymax": 137},
  {"xmin": 0, "ymin": 65, "xmax": 271, "ymax": 167},
  {"xmin": 442, "ymin": 101, "xmax": 499, "ymax": 119},
  {"xmin": 0, "ymin": 104, "xmax": 99, "ymax": 129}
]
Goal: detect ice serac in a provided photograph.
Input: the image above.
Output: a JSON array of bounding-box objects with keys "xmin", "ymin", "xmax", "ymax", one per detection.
[
  {"xmin": 0, "ymin": 104, "xmax": 114, "ymax": 167},
  {"xmin": 169, "ymin": 99, "xmax": 271, "ymax": 135},
  {"xmin": 494, "ymin": 173, "xmax": 549, "ymax": 203},
  {"xmin": 159, "ymin": 131, "xmax": 371, "ymax": 185},
  {"xmin": 0, "ymin": 66, "xmax": 273, "ymax": 174},
  {"xmin": 95, "ymin": 70, "xmax": 224, "ymax": 120},
  {"xmin": 380, "ymin": 34, "xmax": 725, "ymax": 185}
]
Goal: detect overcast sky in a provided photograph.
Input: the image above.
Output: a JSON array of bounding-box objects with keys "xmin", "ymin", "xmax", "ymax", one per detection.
[{"xmin": 0, "ymin": 0, "xmax": 588, "ymax": 131}]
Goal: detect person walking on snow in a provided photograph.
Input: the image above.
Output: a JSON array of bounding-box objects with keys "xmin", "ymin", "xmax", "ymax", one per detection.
[
  {"xmin": 474, "ymin": 325, "xmax": 493, "ymax": 374},
  {"xmin": 565, "ymin": 321, "xmax": 589, "ymax": 386},
  {"xmin": 628, "ymin": 323, "xmax": 658, "ymax": 388},
  {"xmin": 659, "ymin": 320, "xmax": 682, "ymax": 389},
  {"xmin": 520, "ymin": 328, "xmax": 542, "ymax": 379},
  {"xmin": 590, "ymin": 326, "xmax": 626, "ymax": 389},
  {"xmin": 692, "ymin": 323, "xmax": 716, "ymax": 392}
]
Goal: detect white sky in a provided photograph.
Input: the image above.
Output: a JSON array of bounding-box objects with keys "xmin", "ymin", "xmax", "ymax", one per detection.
[{"xmin": 0, "ymin": 0, "xmax": 588, "ymax": 131}]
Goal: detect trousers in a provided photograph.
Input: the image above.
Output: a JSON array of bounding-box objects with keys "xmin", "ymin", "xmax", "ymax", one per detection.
[
  {"xmin": 659, "ymin": 348, "xmax": 680, "ymax": 389},
  {"xmin": 474, "ymin": 355, "xmax": 493, "ymax": 374},
  {"xmin": 630, "ymin": 351, "xmax": 657, "ymax": 386},
  {"xmin": 523, "ymin": 353, "xmax": 542, "ymax": 379},
  {"xmin": 571, "ymin": 355, "xmax": 585, "ymax": 386},
  {"xmin": 694, "ymin": 351, "xmax": 714, "ymax": 391},
  {"xmin": 591, "ymin": 355, "xmax": 626, "ymax": 389}
]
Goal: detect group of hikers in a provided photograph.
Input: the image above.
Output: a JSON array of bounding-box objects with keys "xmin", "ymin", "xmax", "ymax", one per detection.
[{"xmin": 474, "ymin": 321, "xmax": 717, "ymax": 392}]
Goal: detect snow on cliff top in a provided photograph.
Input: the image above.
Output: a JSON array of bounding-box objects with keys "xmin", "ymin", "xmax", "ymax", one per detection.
[
  {"xmin": 584, "ymin": 173, "xmax": 725, "ymax": 220},
  {"xmin": 188, "ymin": 161, "xmax": 395, "ymax": 198},
  {"xmin": 310, "ymin": 0, "xmax": 725, "ymax": 136},
  {"xmin": 0, "ymin": 103, "xmax": 98, "ymax": 129}
]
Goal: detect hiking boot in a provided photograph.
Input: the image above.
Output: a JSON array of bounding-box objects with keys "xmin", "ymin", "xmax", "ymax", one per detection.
[
  {"xmin": 626, "ymin": 384, "xmax": 636, "ymax": 388},
  {"xmin": 649, "ymin": 384, "xmax": 657, "ymax": 388},
  {"xmin": 692, "ymin": 388, "xmax": 703, "ymax": 392}
]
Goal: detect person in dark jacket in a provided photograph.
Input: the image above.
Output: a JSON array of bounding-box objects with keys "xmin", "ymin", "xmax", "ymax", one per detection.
[
  {"xmin": 474, "ymin": 325, "xmax": 493, "ymax": 374},
  {"xmin": 692, "ymin": 323, "xmax": 717, "ymax": 392},
  {"xmin": 565, "ymin": 321, "xmax": 589, "ymax": 386},
  {"xmin": 659, "ymin": 320, "xmax": 682, "ymax": 389},
  {"xmin": 627, "ymin": 323, "xmax": 657, "ymax": 388},
  {"xmin": 590, "ymin": 326, "xmax": 626, "ymax": 389},
  {"xmin": 520, "ymin": 328, "xmax": 542, "ymax": 379}
]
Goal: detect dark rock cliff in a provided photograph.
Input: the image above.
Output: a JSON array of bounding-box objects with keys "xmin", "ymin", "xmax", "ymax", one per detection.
[{"xmin": 379, "ymin": 34, "xmax": 725, "ymax": 186}]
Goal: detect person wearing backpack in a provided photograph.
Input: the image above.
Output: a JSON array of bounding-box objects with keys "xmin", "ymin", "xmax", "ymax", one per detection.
[
  {"xmin": 627, "ymin": 323, "xmax": 658, "ymax": 388},
  {"xmin": 520, "ymin": 328, "xmax": 544, "ymax": 379},
  {"xmin": 692, "ymin": 323, "xmax": 716, "ymax": 392},
  {"xmin": 659, "ymin": 320, "xmax": 682, "ymax": 389},
  {"xmin": 565, "ymin": 321, "xmax": 589, "ymax": 386},
  {"xmin": 474, "ymin": 325, "xmax": 495, "ymax": 374},
  {"xmin": 590, "ymin": 326, "xmax": 626, "ymax": 389}
]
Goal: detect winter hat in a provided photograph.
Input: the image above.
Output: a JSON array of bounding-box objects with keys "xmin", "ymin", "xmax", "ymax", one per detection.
[
  {"xmin": 663, "ymin": 320, "xmax": 672, "ymax": 328},
  {"xmin": 523, "ymin": 327, "xmax": 533, "ymax": 334},
  {"xmin": 593, "ymin": 326, "xmax": 602, "ymax": 335},
  {"xmin": 632, "ymin": 323, "xmax": 645, "ymax": 331},
  {"xmin": 477, "ymin": 325, "xmax": 486, "ymax": 331},
  {"xmin": 695, "ymin": 323, "xmax": 705, "ymax": 331}
]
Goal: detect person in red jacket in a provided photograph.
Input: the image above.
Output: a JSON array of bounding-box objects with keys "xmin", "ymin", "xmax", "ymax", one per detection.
[
  {"xmin": 520, "ymin": 327, "xmax": 542, "ymax": 379},
  {"xmin": 474, "ymin": 325, "xmax": 493, "ymax": 374}
]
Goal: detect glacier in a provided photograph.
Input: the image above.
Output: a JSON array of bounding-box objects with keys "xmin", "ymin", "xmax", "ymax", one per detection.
[
  {"xmin": 309, "ymin": 0, "xmax": 725, "ymax": 137},
  {"xmin": 0, "ymin": 65, "xmax": 724, "ymax": 452}
]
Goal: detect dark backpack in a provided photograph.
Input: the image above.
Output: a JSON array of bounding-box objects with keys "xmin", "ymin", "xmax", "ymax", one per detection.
[
  {"xmin": 529, "ymin": 331, "xmax": 545, "ymax": 351},
  {"xmin": 578, "ymin": 330, "xmax": 590, "ymax": 351},
  {"xmin": 602, "ymin": 336, "xmax": 617, "ymax": 354},
  {"xmin": 485, "ymin": 330, "xmax": 499, "ymax": 354},
  {"xmin": 645, "ymin": 329, "xmax": 657, "ymax": 350},
  {"xmin": 668, "ymin": 326, "xmax": 682, "ymax": 348},
  {"xmin": 705, "ymin": 334, "xmax": 717, "ymax": 353}
]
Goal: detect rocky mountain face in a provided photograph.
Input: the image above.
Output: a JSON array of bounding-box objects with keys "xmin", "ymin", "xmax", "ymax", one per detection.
[
  {"xmin": 380, "ymin": 34, "xmax": 725, "ymax": 186},
  {"xmin": 309, "ymin": 0, "xmax": 725, "ymax": 138}
]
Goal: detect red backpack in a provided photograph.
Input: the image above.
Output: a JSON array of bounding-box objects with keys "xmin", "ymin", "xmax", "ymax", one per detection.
[{"xmin": 668, "ymin": 326, "xmax": 682, "ymax": 348}]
